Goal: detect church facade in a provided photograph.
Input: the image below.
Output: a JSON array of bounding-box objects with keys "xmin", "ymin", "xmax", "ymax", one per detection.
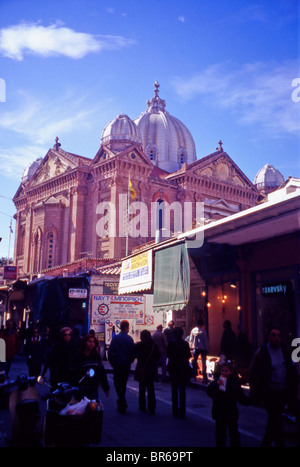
[{"xmin": 13, "ymin": 82, "xmax": 262, "ymax": 276}]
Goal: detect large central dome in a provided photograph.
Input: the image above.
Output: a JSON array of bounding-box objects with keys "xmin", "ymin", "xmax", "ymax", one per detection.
[{"xmin": 134, "ymin": 82, "xmax": 197, "ymax": 172}]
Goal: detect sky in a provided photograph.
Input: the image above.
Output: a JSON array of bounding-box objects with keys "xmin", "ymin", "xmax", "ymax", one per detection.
[{"xmin": 0, "ymin": 0, "xmax": 299, "ymax": 259}]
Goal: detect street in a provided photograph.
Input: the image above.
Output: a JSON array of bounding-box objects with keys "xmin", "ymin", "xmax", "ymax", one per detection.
[{"xmin": 0, "ymin": 355, "xmax": 297, "ymax": 449}]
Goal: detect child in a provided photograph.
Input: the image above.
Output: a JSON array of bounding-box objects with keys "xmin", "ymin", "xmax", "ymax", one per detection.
[{"xmin": 207, "ymin": 362, "xmax": 249, "ymax": 447}]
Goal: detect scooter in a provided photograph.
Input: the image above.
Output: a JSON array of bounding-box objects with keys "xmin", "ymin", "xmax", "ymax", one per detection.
[
  {"xmin": 43, "ymin": 368, "xmax": 104, "ymax": 447},
  {"xmin": 0, "ymin": 372, "xmax": 43, "ymax": 446}
]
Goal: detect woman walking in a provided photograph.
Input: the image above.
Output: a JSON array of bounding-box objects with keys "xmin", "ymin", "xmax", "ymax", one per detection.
[
  {"xmin": 167, "ymin": 326, "xmax": 192, "ymax": 419},
  {"xmin": 135, "ymin": 330, "xmax": 160, "ymax": 414}
]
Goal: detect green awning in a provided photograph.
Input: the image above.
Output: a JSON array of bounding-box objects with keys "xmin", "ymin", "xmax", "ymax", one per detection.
[{"xmin": 153, "ymin": 242, "xmax": 190, "ymax": 312}]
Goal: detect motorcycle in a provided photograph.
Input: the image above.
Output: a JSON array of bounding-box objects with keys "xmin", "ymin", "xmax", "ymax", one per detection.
[
  {"xmin": 43, "ymin": 368, "xmax": 104, "ymax": 447},
  {"xmin": 0, "ymin": 371, "xmax": 43, "ymax": 446}
]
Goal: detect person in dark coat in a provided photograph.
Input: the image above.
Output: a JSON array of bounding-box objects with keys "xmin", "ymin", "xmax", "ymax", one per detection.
[
  {"xmin": 24, "ymin": 326, "xmax": 46, "ymax": 377},
  {"xmin": 207, "ymin": 361, "xmax": 250, "ymax": 447},
  {"xmin": 70, "ymin": 333, "xmax": 109, "ymax": 400},
  {"xmin": 220, "ymin": 320, "xmax": 237, "ymax": 361},
  {"xmin": 135, "ymin": 330, "xmax": 160, "ymax": 414},
  {"xmin": 249, "ymin": 326, "xmax": 297, "ymax": 447},
  {"xmin": 108, "ymin": 320, "xmax": 136, "ymax": 414},
  {"xmin": 167, "ymin": 326, "xmax": 192, "ymax": 419},
  {"xmin": 47, "ymin": 327, "xmax": 78, "ymax": 389}
]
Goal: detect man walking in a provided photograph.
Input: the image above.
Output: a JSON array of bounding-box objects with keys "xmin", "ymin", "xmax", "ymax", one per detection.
[
  {"xmin": 108, "ymin": 320, "xmax": 135, "ymax": 414},
  {"xmin": 152, "ymin": 324, "xmax": 168, "ymax": 382},
  {"xmin": 249, "ymin": 327, "xmax": 296, "ymax": 447},
  {"xmin": 189, "ymin": 318, "xmax": 209, "ymax": 382}
]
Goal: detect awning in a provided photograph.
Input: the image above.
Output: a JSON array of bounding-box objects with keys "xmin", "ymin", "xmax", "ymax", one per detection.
[
  {"xmin": 118, "ymin": 250, "xmax": 153, "ymax": 294},
  {"xmin": 153, "ymin": 242, "xmax": 190, "ymax": 313}
]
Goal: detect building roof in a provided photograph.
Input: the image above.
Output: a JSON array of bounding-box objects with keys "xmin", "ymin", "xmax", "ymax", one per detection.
[{"xmin": 134, "ymin": 81, "xmax": 197, "ymax": 173}]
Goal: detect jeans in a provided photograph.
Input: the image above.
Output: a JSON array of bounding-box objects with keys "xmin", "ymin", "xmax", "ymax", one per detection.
[
  {"xmin": 139, "ymin": 380, "xmax": 156, "ymax": 413},
  {"xmin": 171, "ymin": 379, "xmax": 187, "ymax": 418},
  {"xmin": 113, "ymin": 365, "xmax": 130, "ymax": 412}
]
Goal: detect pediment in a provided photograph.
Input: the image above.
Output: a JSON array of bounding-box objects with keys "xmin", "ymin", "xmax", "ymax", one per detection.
[
  {"xmin": 118, "ymin": 146, "xmax": 154, "ymax": 167},
  {"xmin": 32, "ymin": 149, "xmax": 75, "ymax": 185},
  {"xmin": 43, "ymin": 195, "xmax": 61, "ymax": 205},
  {"xmin": 92, "ymin": 143, "xmax": 154, "ymax": 168},
  {"xmin": 188, "ymin": 152, "xmax": 256, "ymax": 190},
  {"xmin": 208, "ymin": 198, "xmax": 234, "ymax": 209},
  {"xmin": 92, "ymin": 146, "xmax": 117, "ymax": 165}
]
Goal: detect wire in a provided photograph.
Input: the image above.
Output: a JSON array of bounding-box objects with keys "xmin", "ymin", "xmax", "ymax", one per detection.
[{"xmin": 0, "ymin": 211, "xmax": 14, "ymax": 218}]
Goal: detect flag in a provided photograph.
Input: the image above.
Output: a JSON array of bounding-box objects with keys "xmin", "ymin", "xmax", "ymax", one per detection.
[{"xmin": 129, "ymin": 179, "xmax": 136, "ymax": 200}]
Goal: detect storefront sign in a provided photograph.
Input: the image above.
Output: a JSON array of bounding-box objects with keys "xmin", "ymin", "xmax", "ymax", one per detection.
[
  {"xmin": 261, "ymin": 282, "xmax": 291, "ymax": 296},
  {"xmin": 91, "ymin": 294, "xmax": 145, "ymax": 324},
  {"xmin": 119, "ymin": 250, "xmax": 152, "ymax": 294},
  {"xmin": 3, "ymin": 265, "xmax": 18, "ymax": 280},
  {"xmin": 68, "ymin": 288, "xmax": 88, "ymax": 299}
]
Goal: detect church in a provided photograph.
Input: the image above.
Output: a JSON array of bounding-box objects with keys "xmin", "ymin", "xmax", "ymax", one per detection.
[{"xmin": 13, "ymin": 82, "xmax": 270, "ymax": 276}]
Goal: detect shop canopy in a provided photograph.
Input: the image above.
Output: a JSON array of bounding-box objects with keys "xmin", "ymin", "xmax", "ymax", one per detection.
[{"xmin": 153, "ymin": 242, "xmax": 190, "ymax": 313}]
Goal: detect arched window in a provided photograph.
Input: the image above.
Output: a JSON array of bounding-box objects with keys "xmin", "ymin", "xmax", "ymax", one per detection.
[
  {"xmin": 178, "ymin": 148, "xmax": 186, "ymax": 166},
  {"xmin": 46, "ymin": 231, "xmax": 55, "ymax": 269},
  {"xmin": 32, "ymin": 228, "xmax": 42, "ymax": 273},
  {"xmin": 146, "ymin": 145, "xmax": 157, "ymax": 163}
]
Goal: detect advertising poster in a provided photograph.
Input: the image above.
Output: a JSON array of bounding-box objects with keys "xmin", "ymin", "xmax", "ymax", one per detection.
[
  {"xmin": 91, "ymin": 294, "xmax": 145, "ymax": 325},
  {"xmin": 118, "ymin": 250, "xmax": 152, "ymax": 294}
]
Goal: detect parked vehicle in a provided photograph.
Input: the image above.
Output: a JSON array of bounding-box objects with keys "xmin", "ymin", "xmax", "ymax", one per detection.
[
  {"xmin": 43, "ymin": 368, "xmax": 104, "ymax": 447},
  {"xmin": 0, "ymin": 371, "xmax": 43, "ymax": 446}
]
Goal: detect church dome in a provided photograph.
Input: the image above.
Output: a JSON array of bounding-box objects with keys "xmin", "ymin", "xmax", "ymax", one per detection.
[
  {"xmin": 21, "ymin": 157, "xmax": 43, "ymax": 183},
  {"xmin": 254, "ymin": 164, "xmax": 285, "ymax": 194},
  {"xmin": 134, "ymin": 82, "xmax": 197, "ymax": 173},
  {"xmin": 101, "ymin": 113, "xmax": 141, "ymax": 150}
]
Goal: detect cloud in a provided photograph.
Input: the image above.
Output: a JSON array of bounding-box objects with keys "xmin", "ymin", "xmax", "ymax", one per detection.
[
  {"xmin": 0, "ymin": 144, "xmax": 48, "ymax": 179},
  {"xmin": 172, "ymin": 60, "xmax": 300, "ymax": 136},
  {"xmin": 0, "ymin": 90, "xmax": 114, "ymax": 179},
  {"xmin": 0, "ymin": 22, "xmax": 136, "ymax": 61},
  {"xmin": 178, "ymin": 16, "xmax": 185, "ymax": 23}
]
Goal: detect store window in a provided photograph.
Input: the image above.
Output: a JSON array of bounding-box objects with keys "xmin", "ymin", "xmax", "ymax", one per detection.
[{"xmin": 255, "ymin": 271, "xmax": 296, "ymax": 347}]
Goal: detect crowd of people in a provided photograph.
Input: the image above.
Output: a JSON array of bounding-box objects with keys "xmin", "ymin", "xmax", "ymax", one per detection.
[{"xmin": 0, "ymin": 317, "xmax": 299, "ymax": 447}]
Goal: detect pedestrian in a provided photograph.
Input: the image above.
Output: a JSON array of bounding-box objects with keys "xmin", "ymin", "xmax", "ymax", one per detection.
[
  {"xmin": 236, "ymin": 325, "xmax": 253, "ymax": 369},
  {"xmin": 163, "ymin": 320, "xmax": 175, "ymax": 344},
  {"xmin": 249, "ymin": 326, "xmax": 296, "ymax": 447},
  {"xmin": 189, "ymin": 318, "xmax": 209, "ymax": 382},
  {"xmin": 167, "ymin": 326, "xmax": 192, "ymax": 419},
  {"xmin": 0, "ymin": 319, "xmax": 21, "ymax": 376},
  {"xmin": 220, "ymin": 320, "xmax": 236, "ymax": 361},
  {"xmin": 152, "ymin": 324, "xmax": 168, "ymax": 382},
  {"xmin": 70, "ymin": 333, "xmax": 110, "ymax": 400},
  {"xmin": 135, "ymin": 330, "xmax": 160, "ymax": 414},
  {"xmin": 207, "ymin": 361, "xmax": 250, "ymax": 447},
  {"xmin": 24, "ymin": 326, "xmax": 45, "ymax": 377},
  {"xmin": 41, "ymin": 325, "xmax": 54, "ymax": 379},
  {"xmin": 108, "ymin": 320, "xmax": 135, "ymax": 414},
  {"xmin": 47, "ymin": 326, "xmax": 78, "ymax": 389}
]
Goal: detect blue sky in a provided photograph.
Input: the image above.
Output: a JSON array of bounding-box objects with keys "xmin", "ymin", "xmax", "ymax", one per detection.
[{"xmin": 0, "ymin": 0, "xmax": 299, "ymax": 259}]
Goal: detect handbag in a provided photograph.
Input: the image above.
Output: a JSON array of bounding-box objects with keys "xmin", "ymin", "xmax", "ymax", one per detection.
[{"xmin": 134, "ymin": 345, "xmax": 155, "ymax": 383}]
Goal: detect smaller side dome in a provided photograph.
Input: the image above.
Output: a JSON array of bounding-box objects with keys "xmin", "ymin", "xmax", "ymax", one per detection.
[
  {"xmin": 21, "ymin": 157, "xmax": 43, "ymax": 183},
  {"xmin": 101, "ymin": 114, "xmax": 141, "ymax": 150},
  {"xmin": 254, "ymin": 163, "xmax": 285, "ymax": 195}
]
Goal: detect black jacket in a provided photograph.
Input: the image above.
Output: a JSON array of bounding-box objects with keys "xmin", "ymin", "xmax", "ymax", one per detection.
[
  {"xmin": 248, "ymin": 343, "xmax": 296, "ymax": 405},
  {"xmin": 207, "ymin": 374, "xmax": 249, "ymax": 420},
  {"xmin": 70, "ymin": 350, "xmax": 110, "ymax": 397},
  {"xmin": 135, "ymin": 340, "xmax": 160, "ymax": 383},
  {"xmin": 167, "ymin": 339, "xmax": 192, "ymax": 383}
]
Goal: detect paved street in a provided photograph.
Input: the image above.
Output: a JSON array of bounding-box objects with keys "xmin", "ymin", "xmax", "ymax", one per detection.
[{"xmin": 0, "ymin": 355, "xmax": 297, "ymax": 449}]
